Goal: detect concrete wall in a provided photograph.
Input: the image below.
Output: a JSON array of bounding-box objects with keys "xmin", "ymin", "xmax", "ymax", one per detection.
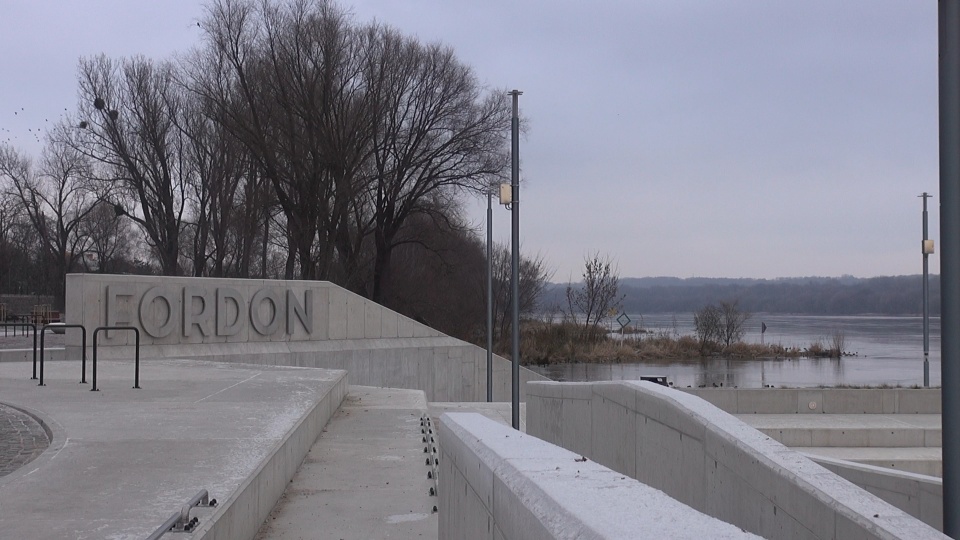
[
  {"xmin": 526, "ymin": 381, "xmax": 947, "ymax": 540},
  {"xmin": 64, "ymin": 274, "xmax": 546, "ymax": 402},
  {"xmin": 806, "ymin": 454, "xmax": 943, "ymax": 531},
  {"xmin": 437, "ymin": 412, "xmax": 760, "ymax": 540},
  {"xmin": 194, "ymin": 369, "xmax": 348, "ymax": 540},
  {"xmin": 683, "ymin": 387, "xmax": 941, "ymax": 414}
]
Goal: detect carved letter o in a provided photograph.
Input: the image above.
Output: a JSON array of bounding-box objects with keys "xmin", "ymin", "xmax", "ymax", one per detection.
[
  {"xmin": 139, "ymin": 286, "xmax": 177, "ymax": 338},
  {"xmin": 250, "ymin": 288, "xmax": 282, "ymax": 335}
]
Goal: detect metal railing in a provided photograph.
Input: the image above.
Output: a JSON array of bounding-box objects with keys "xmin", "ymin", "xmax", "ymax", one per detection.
[
  {"xmin": 146, "ymin": 489, "xmax": 218, "ymax": 539},
  {"xmin": 0, "ymin": 323, "xmax": 38, "ymax": 379},
  {"xmin": 91, "ymin": 326, "xmax": 140, "ymax": 391},
  {"xmin": 38, "ymin": 324, "xmax": 86, "ymax": 386}
]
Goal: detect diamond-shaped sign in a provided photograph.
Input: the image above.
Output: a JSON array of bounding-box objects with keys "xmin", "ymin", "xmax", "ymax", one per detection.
[{"xmin": 616, "ymin": 312, "xmax": 631, "ymax": 329}]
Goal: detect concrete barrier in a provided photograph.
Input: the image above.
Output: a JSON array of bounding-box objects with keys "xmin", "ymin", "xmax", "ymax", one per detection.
[
  {"xmin": 683, "ymin": 388, "xmax": 941, "ymax": 414},
  {"xmin": 437, "ymin": 412, "xmax": 760, "ymax": 539},
  {"xmin": 64, "ymin": 274, "xmax": 546, "ymax": 402},
  {"xmin": 526, "ymin": 381, "xmax": 947, "ymax": 539},
  {"xmin": 806, "ymin": 454, "xmax": 943, "ymax": 531}
]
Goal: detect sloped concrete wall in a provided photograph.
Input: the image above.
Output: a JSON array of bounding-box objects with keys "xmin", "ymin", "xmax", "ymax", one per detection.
[
  {"xmin": 526, "ymin": 381, "xmax": 946, "ymax": 540},
  {"xmin": 437, "ymin": 412, "xmax": 760, "ymax": 540},
  {"xmin": 65, "ymin": 274, "xmax": 545, "ymax": 402},
  {"xmin": 806, "ymin": 454, "xmax": 943, "ymax": 531}
]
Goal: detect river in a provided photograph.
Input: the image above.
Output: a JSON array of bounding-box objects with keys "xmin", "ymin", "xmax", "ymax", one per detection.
[{"xmin": 526, "ymin": 314, "xmax": 941, "ymax": 388}]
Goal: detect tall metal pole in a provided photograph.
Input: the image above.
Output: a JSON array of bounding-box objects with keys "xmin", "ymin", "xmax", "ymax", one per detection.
[
  {"xmin": 509, "ymin": 89, "xmax": 522, "ymax": 430},
  {"xmin": 921, "ymin": 192, "xmax": 931, "ymax": 388},
  {"xmin": 486, "ymin": 189, "xmax": 494, "ymax": 402},
  {"xmin": 939, "ymin": 3, "xmax": 960, "ymax": 534}
]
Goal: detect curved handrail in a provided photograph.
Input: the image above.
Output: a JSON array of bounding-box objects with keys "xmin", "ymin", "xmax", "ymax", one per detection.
[
  {"xmin": 38, "ymin": 324, "xmax": 87, "ymax": 387},
  {"xmin": 91, "ymin": 326, "xmax": 141, "ymax": 391},
  {"xmin": 0, "ymin": 323, "xmax": 37, "ymax": 379}
]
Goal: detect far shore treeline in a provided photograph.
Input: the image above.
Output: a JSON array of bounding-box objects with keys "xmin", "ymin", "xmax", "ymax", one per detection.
[{"xmin": 542, "ymin": 275, "xmax": 940, "ymax": 317}]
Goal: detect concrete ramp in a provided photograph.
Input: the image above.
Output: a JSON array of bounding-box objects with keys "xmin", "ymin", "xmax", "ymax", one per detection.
[
  {"xmin": 255, "ymin": 386, "xmax": 437, "ymax": 539},
  {"xmin": 0, "ymin": 358, "xmax": 346, "ymax": 539}
]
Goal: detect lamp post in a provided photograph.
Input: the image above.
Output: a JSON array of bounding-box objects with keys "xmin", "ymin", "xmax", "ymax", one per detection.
[
  {"xmin": 508, "ymin": 90, "xmax": 522, "ymax": 429},
  {"xmin": 486, "ymin": 185, "xmax": 494, "ymax": 402},
  {"xmin": 920, "ymin": 192, "xmax": 933, "ymax": 388},
  {"xmin": 939, "ymin": 1, "xmax": 960, "ymax": 532}
]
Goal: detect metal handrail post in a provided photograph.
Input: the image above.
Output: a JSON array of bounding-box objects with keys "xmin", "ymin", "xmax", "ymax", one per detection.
[
  {"xmin": 133, "ymin": 328, "xmax": 140, "ymax": 389},
  {"xmin": 92, "ymin": 331, "xmax": 98, "ymax": 392},
  {"xmin": 39, "ymin": 330, "xmax": 46, "ymax": 386},
  {"xmin": 0, "ymin": 323, "xmax": 40, "ymax": 379},
  {"xmin": 39, "ymin": 324, "xmax": 88, "ymax": 385},
  {"xmin": 92, "ymin": 326, "xmax": 141, "ymax": 391}
]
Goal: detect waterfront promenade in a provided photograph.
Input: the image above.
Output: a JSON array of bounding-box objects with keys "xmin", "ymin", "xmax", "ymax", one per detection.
[{"xmin": 0, "ymin": 274, "xmax": 948, "ymax": 538}]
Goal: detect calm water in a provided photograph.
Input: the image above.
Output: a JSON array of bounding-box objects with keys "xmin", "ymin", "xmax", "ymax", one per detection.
[{"xmin": 528, "ymin": 314, "xmax": 942, "ymax": 388}]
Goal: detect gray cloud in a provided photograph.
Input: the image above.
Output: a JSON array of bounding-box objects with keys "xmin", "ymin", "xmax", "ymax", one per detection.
[{"xmin": 0, "ymin": 0, "xmax": 940, "ymax": 279}]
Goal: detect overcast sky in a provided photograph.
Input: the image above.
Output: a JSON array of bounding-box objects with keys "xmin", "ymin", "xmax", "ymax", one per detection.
[{"xmin": 0, "ymin": 1, "xmax": 941, "ymax": 280}]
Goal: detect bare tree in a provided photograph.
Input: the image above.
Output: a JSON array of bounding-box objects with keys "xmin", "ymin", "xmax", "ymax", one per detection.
[
  {"xmin": 0, "ymin": 132, "xmax": 98, "ymax": 306},
  {"xmin": 361, "ymin": 25, "xmax": 510, "ymax": 302},
  {"xmin": 76, "ymin": 55, "xmax": 188, "ymax": 276},
  {"xmin": 694, "ymin": 303, "xmax": 722, "ymax": 354},
  {"xmin": 175, "ymin": 95, "xmax": 249, "ymax": 277},
  {"xmin": 78, "ymin": 200, "xmax": 134, "ymax": 273},
  {"xmin": 193, "ymin": 0, "xmax": 373, "ymax": 282},
  {"xmin": 488, "ymin": 243, "xmax": 551, "ymax": 345},
  {"xmin": 718, "ymin": 300, "xmax": 750, "ymax": 347},
  {"xmin": 565, "ymin": 253, "xmax": 624, "ymax": 341},
  {"xmin": 694, "ymin": 300, "xmax": 750, "ymax": 352}
]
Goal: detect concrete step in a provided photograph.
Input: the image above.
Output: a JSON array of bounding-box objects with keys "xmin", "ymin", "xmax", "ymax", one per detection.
[
  {"xmin": 738, "ymin": 414, "xmax": 941, "ymax": 448},
  {"xmin": 799, "ymin": 447, "xmax": 943, "ymax": 478},
  {"xmin": 255, "ymin": 386, "xmax": 438, "ymax": 540}
]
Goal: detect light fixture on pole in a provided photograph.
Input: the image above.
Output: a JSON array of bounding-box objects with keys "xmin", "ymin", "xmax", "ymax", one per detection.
[{"xmin": 920, "ymin": 192, "xmax": 934, "ymax": 388}]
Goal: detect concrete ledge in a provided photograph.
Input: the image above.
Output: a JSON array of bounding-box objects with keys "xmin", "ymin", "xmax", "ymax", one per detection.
[
  {"xmin": 806, "ymin": 454, "xmax": 942, "ymax": 531},
  {"xmin": 0, "ymin": 347, "xmax": 62, "ymax": 363},
  {"xmin": 438, "ymin": 412, "xmax": 759, "ymax": 539},
  {"xmin": 526, "ymin": 381, "xmax": 947, "ymax": 539},
  {"xmin": 194, "ymin": 368, "xmax": 348, "ymax": 540},
  {"xmin": 81, "ymin": 339, "xmax": 544, "ymax": 403},
  {"xmin": 683, "ymin": 388, "xmax": 942, "ymax": 414}
]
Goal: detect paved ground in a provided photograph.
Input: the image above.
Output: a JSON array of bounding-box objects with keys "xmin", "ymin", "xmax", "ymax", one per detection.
[
  {"xmin": 0, "ymin": 358, "xmax": 343, "ymax": 539},
  {"xmin": 0, "ymin": 404, "xmax": 49, "ymax": 477}
]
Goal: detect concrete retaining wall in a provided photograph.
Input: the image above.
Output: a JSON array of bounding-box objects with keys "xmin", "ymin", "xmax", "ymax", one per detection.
[
  {"xmin": 64, "ymin": 274, "xmax": 545, "ymax": 402},
  {"xmin": 194, "ymin": 369, "xmax": 348, "ymax": 540},
  {"xmin": 437, "ymin": 412, "xmax": 760, "ymax": 539},
  {"xmin": 682, "ymin": 388, "xmax": 941, "ymax": 414},
  {"xmin": 806, "ymin": 454, "xmax": 943, "ymax": 531},
  {"xmin": 526, "ymin": 381, "xmax": 946, "ymax": 539}
]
